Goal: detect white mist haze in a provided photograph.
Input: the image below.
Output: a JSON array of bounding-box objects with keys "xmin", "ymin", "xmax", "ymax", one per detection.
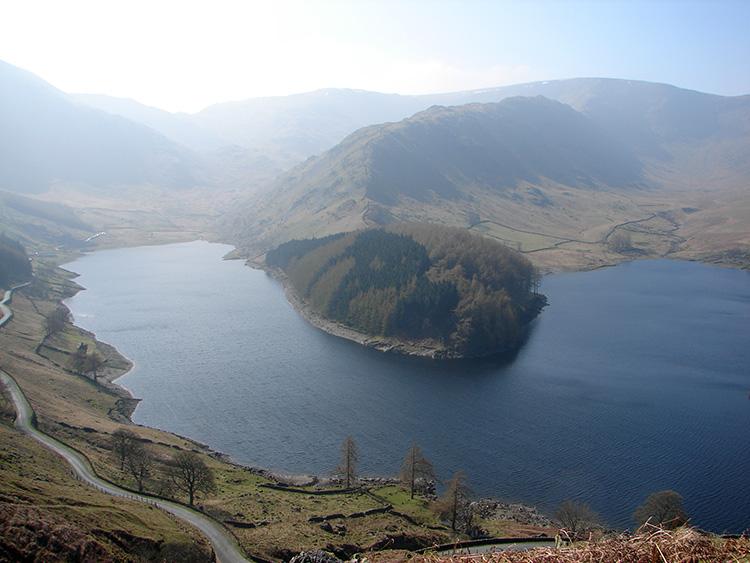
[{"xmin": 1, "ymin": 0, "xmax": 749, "ymax": 113}]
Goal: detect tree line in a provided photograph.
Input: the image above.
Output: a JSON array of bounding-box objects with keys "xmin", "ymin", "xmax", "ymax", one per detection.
[
  {"xmin": 108, "ymin": 428, "xmax": 216, "ymax": 506},
  {"xmin": 333, "ymin": 435, "xmax": 689, "ymax": 536},
  {"xmin": 104, "ymin": 427, "xmax": 689, "ymax": 536},
  {"xmin": 266, "ymin": 224, "xmax": 547, "ymax": 356}
]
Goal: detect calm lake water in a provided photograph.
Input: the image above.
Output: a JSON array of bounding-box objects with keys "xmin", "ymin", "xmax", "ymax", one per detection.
[{"xmin": 63, "ymin": 241, "xmax": 750, "ymax": 533}]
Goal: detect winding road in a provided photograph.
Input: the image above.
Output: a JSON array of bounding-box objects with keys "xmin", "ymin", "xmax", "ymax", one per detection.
[{"xmin": 1, "ymin": 285, "xmax": 252, "ymax": 563}]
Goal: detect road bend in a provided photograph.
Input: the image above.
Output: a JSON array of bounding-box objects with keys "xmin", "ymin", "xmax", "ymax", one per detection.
[{"xmin": 0, "ymin": 286, "xmax": 252, "ymax": 563}]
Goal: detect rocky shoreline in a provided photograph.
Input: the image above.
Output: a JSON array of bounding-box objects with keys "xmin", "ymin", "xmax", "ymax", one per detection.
[
  {"xmin": 257, "ymin": 264, "xmax": 463, "ymax": 359},
  {"xmin": 62, "ymin": 264, "xmax": 555, "ymax": 531}
]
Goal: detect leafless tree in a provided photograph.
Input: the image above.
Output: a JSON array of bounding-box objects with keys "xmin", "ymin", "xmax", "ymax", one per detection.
[
  {"xmin": 68, "ymin": 342, "xmax": 89, "ymax": 375},
  {"xmin": 110, "ymin": 428, "xmax": 138, "ymax": 471},
  {"xmin": 44, "ymin": 307, "xmax": 70, "ymax": 336},
  {"xmin": 434, "ymin": 470, "xmax": 473, "ymax": 531},
  {"xmin": 85, "ymin": 351, "xmax": 106, "ymax": 382},
  {"xmin": 168, "ymin": 451, "xmax": 216, "ymax": 506},
  {"xmin": 334, "ymin": 435, "xmax": 359, "ymax": 489},
  {"xmin": 632, "ymin": 490, "xmax": 688, "ymax": 530},
  {"xmin": 127, "ymin": 443, "xmax": 153, "ymax": 493},
  {"xmin": 399, "ymin": 441, "xmax": 435, "ymax": 498},
  {"xmin": 609, "ymin": 231, "xmax": 632, "ymax": 252},
  {"xmin": 555, "ymin": 499, "xmax": 600, "ymax": 534}
]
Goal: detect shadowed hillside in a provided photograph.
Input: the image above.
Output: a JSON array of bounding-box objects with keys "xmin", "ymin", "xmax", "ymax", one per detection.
[{"xmin": 228, "ymin": 85, "xmax": 750, "ymax": 271}]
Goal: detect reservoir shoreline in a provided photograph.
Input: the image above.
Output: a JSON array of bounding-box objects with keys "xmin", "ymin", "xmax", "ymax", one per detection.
[
  {"xmin": 61, "ymin": 242, "xmax": 750, "ymax": 533},
  {"xmin": 71, "ymin": 309, "xmax": 556, "ymax": 527},
  {"xmin": 256, "ymin": 262, "xmax": 541, "ymax": 360}
]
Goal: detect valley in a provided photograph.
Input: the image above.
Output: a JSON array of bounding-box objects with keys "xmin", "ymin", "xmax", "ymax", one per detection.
[{"xmin": 0, "ymin": 59, "xmax": 749, "ymax": 561}]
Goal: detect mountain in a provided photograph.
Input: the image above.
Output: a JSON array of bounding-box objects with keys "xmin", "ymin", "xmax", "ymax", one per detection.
[
  {"xmin": 77, "ymin": 78, "xmax": 749, "ymax": 171},
  {"xmin": 69, "ymin": 77, "xmax": 750, "ymax": 201},
  {"xmin": 0, "ymin": 189, "xmax": 96, "ymax": 252},
  {"xmin": 4, "ymin": 61, "xmax": 748, "ymax": 269},
  {"xmin": 0, "ymin": 60, "xmax": 212, "ymax": 195},
  {"xmin": 229, "ymin": 84, "xmax": 750, "ymax": 270},
  {"xmin": 73, "ymin": 93, "xmax": 222, "ymax": 149}
]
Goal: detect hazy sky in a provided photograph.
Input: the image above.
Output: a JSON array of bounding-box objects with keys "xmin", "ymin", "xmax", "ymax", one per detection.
[{"xmin": 2, "ymin": 0, "xmax": 748, "ymax": 113}]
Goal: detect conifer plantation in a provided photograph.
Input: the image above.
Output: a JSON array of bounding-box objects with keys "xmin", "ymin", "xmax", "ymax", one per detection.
[{"xmin": 266, "ymin": 224, "xmax": 546, "ymax": 357}]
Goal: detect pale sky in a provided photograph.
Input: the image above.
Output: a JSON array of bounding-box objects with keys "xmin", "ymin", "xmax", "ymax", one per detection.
[{"xmin": 1, "ymin": 0, "xmax": 748, "ymax": 114}]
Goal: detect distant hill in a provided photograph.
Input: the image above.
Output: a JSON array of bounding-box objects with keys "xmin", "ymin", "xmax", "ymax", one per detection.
[
  {"xmin": 228, "ymin": 83, "xmax": 750, "ymax": 270},
  {"xmin": 4, "ymin": 61, "xmax": 748, "ymax": 269},
  {"xmin": 73, "ymin": 93, "xmax": 222, "ymax": 149},
  {"xmin": 74, "ymin": 78, "xmax": 750, "ymax": 172},
  {"xmin": 0, "ymin": 60, "xmax": 212, "ymax": 194},
  {"xmin": 266, "ymin": 223, "xmax": 546, "ymax": 358},
  {"xmin": 0, "ymin": 189, "xmax": 95, "ymax": 252}
]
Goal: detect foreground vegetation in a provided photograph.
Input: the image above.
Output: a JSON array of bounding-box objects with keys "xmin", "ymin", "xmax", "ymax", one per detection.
[
  {"xmin": 267, "ymin": 224, "xmax": 546, "ymax": 357},
  {"xmin": 407, "ymin": 527, "xmax": 750, "ymax": 563}
]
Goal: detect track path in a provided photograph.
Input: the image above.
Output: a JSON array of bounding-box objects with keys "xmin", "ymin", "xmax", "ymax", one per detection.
[{"xmin": 0, "ymin": 285, "xmax": 252, "ymax": 563}]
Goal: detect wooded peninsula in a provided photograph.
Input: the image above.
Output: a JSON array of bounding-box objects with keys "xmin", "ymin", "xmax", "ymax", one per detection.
[{"xmin": 266, "ymin": 224, "xmax": 547, "ymax": 358}]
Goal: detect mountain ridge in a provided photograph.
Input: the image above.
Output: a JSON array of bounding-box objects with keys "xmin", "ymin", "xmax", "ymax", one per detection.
[
  {"xmin": 227, "ymin": 87, "xmax": 750, "ymax": 271},
  {"xmin": 0, "ymin": 60, "xmax": 213, "ymax": 195}
]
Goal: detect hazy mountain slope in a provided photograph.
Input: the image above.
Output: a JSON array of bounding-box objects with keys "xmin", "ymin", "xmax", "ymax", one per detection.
[
  {"xmin": 229, "ymin": 87, "xmax": 750, "ymax": 270},
  {"xmin": 0, "ymin": 60, "xmax": 210, "ymax": 194},
  {"xmin": 73, "ymin": 93, "xmax": 222, "ymax": 149},
  {"xmin": 71, "ymin": 78, "xmax": 750, "ymax": 194},
  {"xmin": 231, "ymin": 97, "xmax": 645, "ymax": 242},
  {"xmin": 0, "ymin": 189, "xmax": 95, "ymax": 252},
  {"xmin": 361, "ymin": 97, "xmax": 645, "ymax": 205},
  {"xmin": 190, "ymin": 88, "xmax": 428, "ymax": 157}
]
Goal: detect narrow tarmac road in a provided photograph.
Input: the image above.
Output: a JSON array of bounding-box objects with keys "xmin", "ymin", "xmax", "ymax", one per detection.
[{"xmin": 0, "ymin": 285, "xmax": 252, "ymax": 563}]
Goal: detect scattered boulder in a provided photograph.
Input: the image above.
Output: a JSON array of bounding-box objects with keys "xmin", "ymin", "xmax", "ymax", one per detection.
[
  {"xmin": 471, "ymin": 499, "xmax": 554, "ymax": 527},
  {"xmin": 290, "ymin": 549, "xmax": 344, "ymax": 563}
]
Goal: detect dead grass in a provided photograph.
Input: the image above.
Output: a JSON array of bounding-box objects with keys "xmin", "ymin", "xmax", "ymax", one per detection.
[{"xmin": 412, "ymin": 527, "xmax": 750, "ymax": 563}]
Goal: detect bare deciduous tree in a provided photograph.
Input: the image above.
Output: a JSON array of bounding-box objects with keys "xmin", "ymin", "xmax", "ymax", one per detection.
[
  {"xmin": 68, "ymin": 343, "xmax": 89, "ymax": 375},
  {"xmin": 609, "ymin": 231, "xmax": 632, "ymax": 252},
  {"xmin": 334, "ymin": 435, "xmax": 359, "ymax": 489},
  {"xmin": 632, "ymin": 490, "xmax": 688, "ymax": 530},
  {"xmin": 168, "ymin": 451, "xmax": 216, "ymax": 506},
  {"xmin": 85, "ymin": 351, "xmax": 106, "ymax": 382},
  {"xmin": 434, "ymin": 470, "xmax": 473, "ymax": 531},
  {"xmin": 399, "ymin": 441, "xmax": 435, "ymax": 499},
  {"xmin": 110, "ymin": 428, "xmax": 138, "ymax": 471},
  {"xmin": 127, "ymin": 443, "xmax": 153, "ymax": 493},
  {"xmin": 555, "ymin": 499, "xmax": 600, "ymax": 534},
  {"xmin": 44, "ymin": 307, "xmax": 70, "ymax": 336}
]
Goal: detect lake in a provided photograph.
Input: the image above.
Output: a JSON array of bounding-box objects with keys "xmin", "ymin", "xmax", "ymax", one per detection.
[{"xmin": 63, "ymin": 240, "xmax": 750, "ymax": 533}]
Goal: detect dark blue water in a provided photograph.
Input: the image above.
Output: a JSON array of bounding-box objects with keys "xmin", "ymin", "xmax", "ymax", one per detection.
[{"xmin": 63, "ymin": 241, "xmax": 750, "ymax": 533}]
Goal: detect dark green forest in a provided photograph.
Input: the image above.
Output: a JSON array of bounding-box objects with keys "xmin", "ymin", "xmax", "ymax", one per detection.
[
  {"xmin": 266, "ymin": 224, "xmax": 546, "ymax": 357},
  {"xmin": 0, "ymin": 233, "xmax": 32, "ymax": 289}
]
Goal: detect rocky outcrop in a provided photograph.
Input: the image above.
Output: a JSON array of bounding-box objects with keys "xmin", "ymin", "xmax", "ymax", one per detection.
[
  {"xmin": 289, "ymin": 550, "xmax": 344, "ymax": 563},
  {"xmin": 472, "ymin": 499, "xmax": 554, "ymax": 527}
]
